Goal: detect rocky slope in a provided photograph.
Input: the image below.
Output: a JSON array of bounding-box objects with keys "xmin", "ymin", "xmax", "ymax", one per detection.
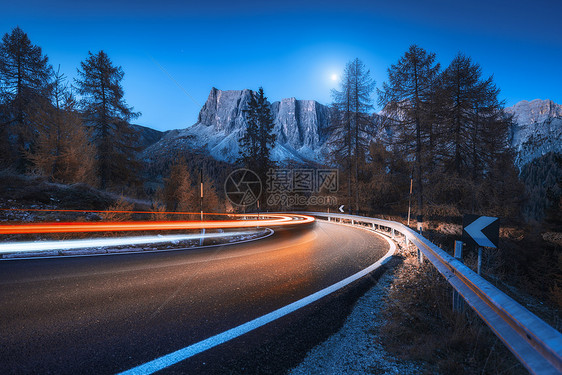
[
  {"xmin": 143, "ymin": 87, "xmax": 332, "ymax": 164},
  {"xmin": 506, "ymin": 99, "xmax": 562, "ymax": 168}
]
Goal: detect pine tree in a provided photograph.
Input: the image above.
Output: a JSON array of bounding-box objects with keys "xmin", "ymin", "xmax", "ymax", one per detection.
[
  {"xmin": 378, "ymin": 45, "xmax": 440, "ymax": 224},
  {"xmin": 0, "ymin": 26, "xmax": 51, "ymax": 168},
  {"xmin": 75, "ymin": 50, "xmax": 140, "ymax": 190},
  {"xmin": 330, "ymin": 58, "xmax": 375, "ymax": 213},
  {"xmin": 238, "ymin": 87, "xmax": 276, "ymax": 176},
  {"xmin": 238, "ymin": 91, "xmax": 260, "ymax": 169},
  {"xmin": 256, "ymin": 87, "xmax": 276, "ymax": 176}
]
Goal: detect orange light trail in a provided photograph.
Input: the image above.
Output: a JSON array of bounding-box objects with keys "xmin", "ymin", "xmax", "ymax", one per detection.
[{"xmin": 0, "ymin": 214, "xmax": 315, "ymax": 235}]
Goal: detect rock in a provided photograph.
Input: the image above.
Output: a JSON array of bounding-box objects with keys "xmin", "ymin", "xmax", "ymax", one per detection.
[
  {"xmin": 505, "ymin": 99, "xmax": 562, "ymax": 168},
  {"xmin": 145, "ymin": 87, "xmax": 334, "ymax": 164}
]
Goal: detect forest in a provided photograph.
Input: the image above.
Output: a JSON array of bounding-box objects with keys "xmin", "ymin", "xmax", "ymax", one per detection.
[{"xmin": 1, "ymin": 26, "xmax": 558, "ymax": 223}]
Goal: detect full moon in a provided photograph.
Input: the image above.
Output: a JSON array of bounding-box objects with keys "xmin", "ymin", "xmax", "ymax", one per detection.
[{"xmin": 331, "ymin": 74, "xmax": 338, "ymax": 81}]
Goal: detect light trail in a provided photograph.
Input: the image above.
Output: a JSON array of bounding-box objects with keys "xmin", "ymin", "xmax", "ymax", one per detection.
[
  {"xmin": 0, "ymin": 230, "xmax": 266, "ymax": 254},
  {"xmin": 0, "ymin": 208, "xmax": 233, "ymax": 216},
  {"xmin": 0, "ymin": 214, "xmax": 314, "ymax": 235}
]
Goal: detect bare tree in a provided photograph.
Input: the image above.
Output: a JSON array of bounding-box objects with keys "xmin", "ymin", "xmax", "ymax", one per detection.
[{"xmin": 378, "ymin": 45, "xmax": 440, "ymax": 225}]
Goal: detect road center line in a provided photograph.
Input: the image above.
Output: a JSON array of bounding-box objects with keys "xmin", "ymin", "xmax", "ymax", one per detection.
[{"xmin": 118, "ymin": 229, "xmax": 396, "ymax": 375}]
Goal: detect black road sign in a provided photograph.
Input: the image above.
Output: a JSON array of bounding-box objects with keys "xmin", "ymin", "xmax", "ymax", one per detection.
[{"xmin": 462, "ymin": 214, "xmax": 499, "ymax": 248}]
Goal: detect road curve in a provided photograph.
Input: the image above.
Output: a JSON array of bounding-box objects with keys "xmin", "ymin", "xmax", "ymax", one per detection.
[{"xmin": 0, "ymin": 221, "xmax": 390, "ymax": 374}]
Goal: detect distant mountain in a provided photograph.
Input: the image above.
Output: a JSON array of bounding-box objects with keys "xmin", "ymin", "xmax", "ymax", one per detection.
[
  {"xmin": 506, "ymin": 99, "xmax": 562, "ymax": 168},
  {"xmin": 129, "ymin": 124, "xmax": 165, "ymax": 150},
  {"xmin": 143, "ymin": 87, "xmax": 333, "ymax": 164},
  {"xmin": 143, "ymin": 89, "xmax": 561, "ymax": 171}
]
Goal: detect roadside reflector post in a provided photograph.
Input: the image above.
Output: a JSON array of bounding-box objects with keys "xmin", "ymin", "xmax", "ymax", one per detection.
[
  {"xmin": 453, "ymin": 241, "xmax": 464, "ymax": 312},
  {"xmin": 391, "ymin": 228, "xmax": 395, "ymax": 240}
]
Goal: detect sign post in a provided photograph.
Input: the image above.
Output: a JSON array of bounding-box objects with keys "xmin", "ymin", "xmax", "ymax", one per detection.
[
  {"xmin": 200, "ymin": 168, "xmax": 204, "ymax": 246},
  {"xmin": 462, "ymin": 214, "xmax": 499, "ymax": 275}
]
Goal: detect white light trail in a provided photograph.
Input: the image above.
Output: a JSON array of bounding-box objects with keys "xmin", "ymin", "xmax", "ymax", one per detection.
[{"xmin": 0, "ymin": 230, "xmax": 262, "ymax": 254}]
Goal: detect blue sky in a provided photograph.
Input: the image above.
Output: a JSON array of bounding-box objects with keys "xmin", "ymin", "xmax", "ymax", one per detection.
[{"xmin": 2, "ymin": 0, "xmax": 561, "ymax": 131}]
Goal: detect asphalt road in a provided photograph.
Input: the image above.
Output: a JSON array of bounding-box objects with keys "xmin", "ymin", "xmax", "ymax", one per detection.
[{"xmin": 0, "ymin": 221, "xmax": 390, "ymax": 374}]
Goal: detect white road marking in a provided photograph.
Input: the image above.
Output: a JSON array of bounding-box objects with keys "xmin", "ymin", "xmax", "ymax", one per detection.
[{"xmin": 118, "ymin": 230, "xmax": 396, "ymax": 375}]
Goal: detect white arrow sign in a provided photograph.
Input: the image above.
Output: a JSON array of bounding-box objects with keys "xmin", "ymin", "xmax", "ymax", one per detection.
[
  {"xmin": 464, "ymin": 216, "xmax": 498, "ymax": 248},
  {"xmin": 339, "ymin": 205, "xmax": 344, "ymax": 213}
]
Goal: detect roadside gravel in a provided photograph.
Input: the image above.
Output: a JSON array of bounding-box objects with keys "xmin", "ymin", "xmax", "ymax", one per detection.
[{"xmin": 289, "ymin": 265, "xmax": 422, "ymax": 375}]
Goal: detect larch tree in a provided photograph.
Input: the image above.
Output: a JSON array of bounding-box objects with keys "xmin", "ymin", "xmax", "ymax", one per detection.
[
  {"xmin": 163, "ymin": 159, "xmax": 197, "ymax": 213},
  {"xmin": 378, "ymin": 45, "xmax": 440, "ymax": 226},
  {"xmin": 330, "ymin": 58, "xmax": 375, "ymax": 213},
  {"xmin": 201, "ymin": 175, "xmax": 222, "ymax": 213},
  {"xmin": 75, "ymin": 50, "xmax": 140, "ymax": 190},
  {"xmin": 439, "ymin": 53, "xmax": 516, "ymax": 212},
  {"xmin": 28, "ymin": 68, "xmax": 96, "ymax": 184},
  {"xmin": 0, "ymin": 26, "xmax": 51, "ymax": 168}
]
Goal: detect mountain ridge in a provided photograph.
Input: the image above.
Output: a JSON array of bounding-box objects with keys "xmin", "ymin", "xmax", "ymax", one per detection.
[
  {"xmin": 144, "ymin": 87, "xmax": 333, "ymax": 164},
  {"xmin": 143, "ymin": 88, "xmax": 561, "ymax": 169}
]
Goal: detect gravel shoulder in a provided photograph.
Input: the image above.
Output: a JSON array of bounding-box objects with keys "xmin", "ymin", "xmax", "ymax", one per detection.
[{"xmin": 289, "ymin": 260, "xmax": 422, "ymax": 375}]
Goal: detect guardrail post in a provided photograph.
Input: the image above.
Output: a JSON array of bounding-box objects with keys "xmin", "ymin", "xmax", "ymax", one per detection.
[
  {"xmin": 417, "ymin": 247, "xmax": 424, "ymax": 264},
  {"xmin": 454, "ymin": 241, "xmax": 463, "ymax": 259},
  {"xmin": 453, "ymin": 241, "xmax": 464, "ymax": 312},
  {"xmin": 477, "ymin": 247, "xmax": 483, "ymax": 275}
]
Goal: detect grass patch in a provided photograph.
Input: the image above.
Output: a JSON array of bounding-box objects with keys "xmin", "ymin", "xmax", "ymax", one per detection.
[{"xmin": 378, "ymin": 252, "xmax": 527, "ymax": 375}]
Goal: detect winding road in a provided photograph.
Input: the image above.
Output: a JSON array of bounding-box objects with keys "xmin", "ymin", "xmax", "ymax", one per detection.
[{"xmin": 0, "ymin": 220, "xmax": 390, "ymax": 374}]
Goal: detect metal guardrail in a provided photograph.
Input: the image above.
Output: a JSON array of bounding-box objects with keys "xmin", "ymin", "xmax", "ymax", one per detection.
[{"xmin": 302, "ymin": 212, "xmax": 562, "ymax": 375}]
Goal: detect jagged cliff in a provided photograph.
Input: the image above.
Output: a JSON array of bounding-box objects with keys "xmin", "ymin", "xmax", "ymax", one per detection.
[
  {"xmin": 144, "ymin": 87, "xmax": 332, "ymax": 164},
  {"xmin": 505, "ymin": 99, "xmax": 562, "ymax": 168}
]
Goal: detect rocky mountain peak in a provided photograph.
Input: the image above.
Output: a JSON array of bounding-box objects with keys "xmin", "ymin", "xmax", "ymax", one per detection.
[
  {"xmin": 505, "ymin": 99, "xmax": 562, "ymax": 125},
  {"xmin": 147, "ymin": 88, "xmax": 333, "ymax": 164},
  {"xmin": 506, "ymin": 99, "xmax": 562, "ymax": 168},
  {"xmin": 196, "ymin": 87, "xmax": 254, "ymax": 132}
]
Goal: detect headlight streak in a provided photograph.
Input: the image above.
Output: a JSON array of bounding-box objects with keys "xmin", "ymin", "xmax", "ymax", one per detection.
[{"xmin": 0, "ymin": 230, "xmax": 265, "ymax": 254}]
